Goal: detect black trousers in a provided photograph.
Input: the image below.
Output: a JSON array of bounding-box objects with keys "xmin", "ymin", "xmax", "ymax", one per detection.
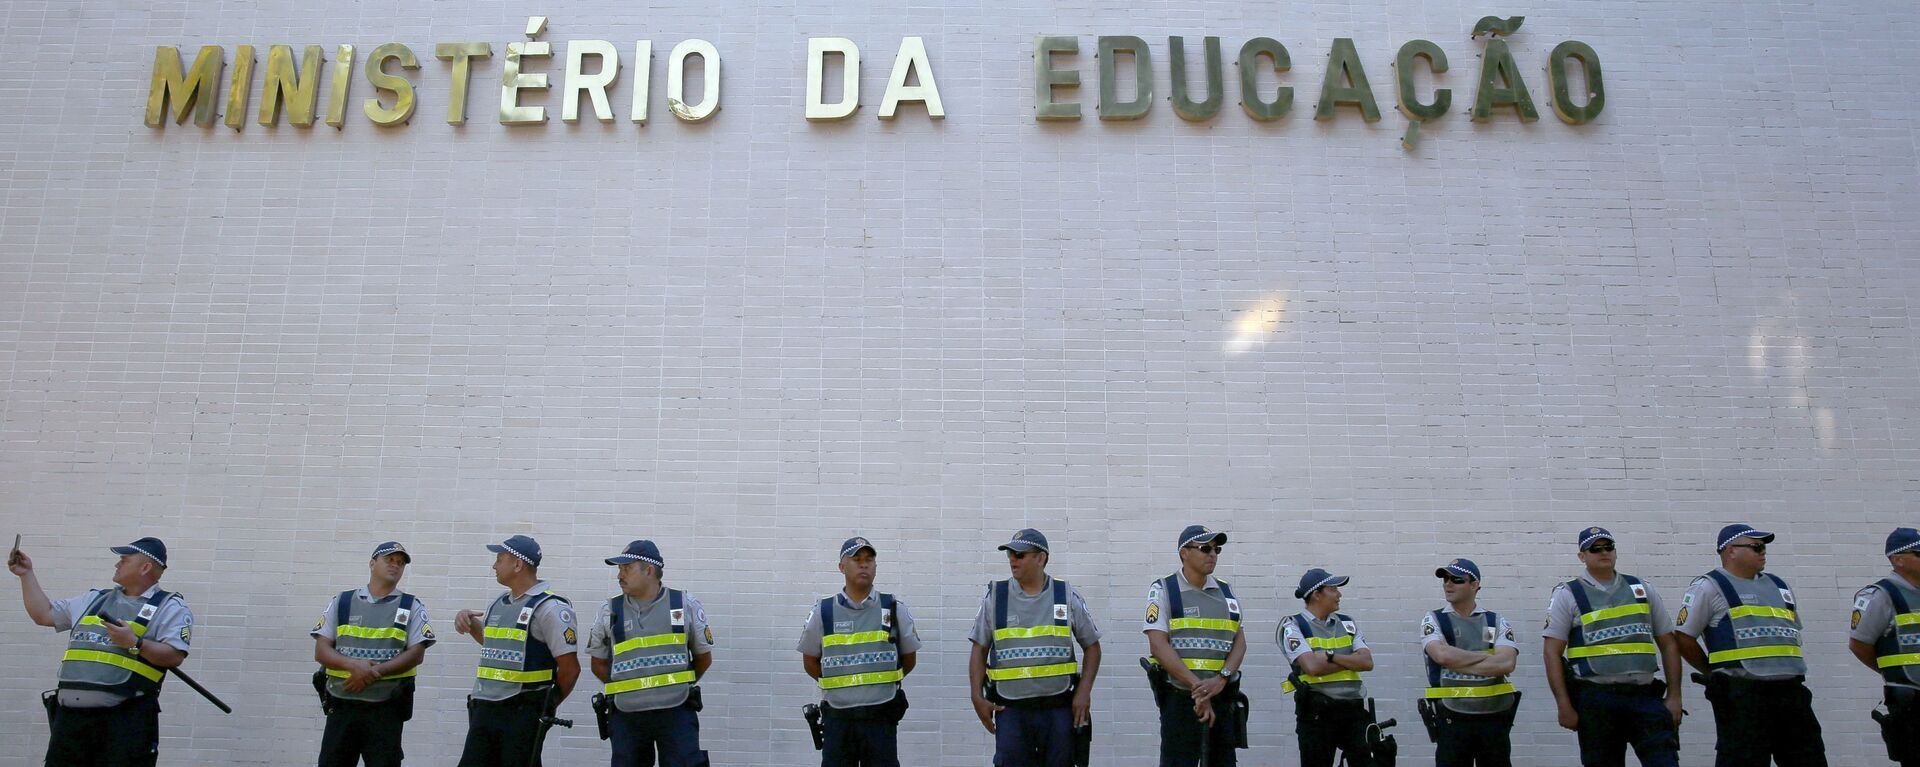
[
  {"xmin": 457, "ymin": 693, "xmax": 548, "ymax": 767},
  {"xmin": 318, "ymin": 695, "xmax": 409, "ymax": 767},
  {"xmin": 44, "ymin": 695, "xmax": 160, "ymax": 767},
  {"xmin": 1157, "ymin": 694, "xmax": 1238, "ymax": 767},
  {"xmin": 1434, "ymin": 707, "xmax": 1513, "ymax": 767},
  {"xmin": 1703, "ymin": 676, "xmax": 1827, "ymax": 767},
  {"xmin": 1569, "ymin": 682, "xmax": 1678, "ymax": 767},
  {"xmin": 1885, "ymin": 687, "xmax": 1920, "ymax": 766},
  {"xmin": 1296, "ymin": 696, "xmax": 1372, "ymax": 767}
]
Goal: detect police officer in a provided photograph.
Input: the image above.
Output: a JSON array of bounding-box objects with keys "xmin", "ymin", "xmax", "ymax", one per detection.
[
  {"xmin": 1541, "ymin": 526, "xmax": 1682, "ymax": 767},
  {"xmin": 452, "ymin": 535, "xmax": 581, "ymax": 767},
  {"xmin": 10, "ymin": 536, "xmax": 194, "ymax": 766},
  {"xmin": 1419, "ymin": 558, "xmax": 1519, "ymax": 767},
  {"xmin": 312, "ymin": 541, "xmax": 434, "ymax": 767},
  {"xmin": 1281, "ymin": 567, "xmax": 1376, "ymax": 767},
  {"xmin": 1672, "ymin": 524, "xmax": 1828, "ymax": 767},
  {"xmin": 798, "ymin": 536, "xmax": 922, "ymax": 767},
  {"xmin": 585, "ymin": 540, "xmax": 714, "ymax": 767},
  {"xmin": 1143, "ymin": 525, "xmax": 1246, "ymax": 767},
  {"xmin": 1849, "ymin": 527, "xmax": 1920, "ymax": 766},
  {"xmin": 967, "ymin": 528, "xmax": 1103, "ymax": 767}
]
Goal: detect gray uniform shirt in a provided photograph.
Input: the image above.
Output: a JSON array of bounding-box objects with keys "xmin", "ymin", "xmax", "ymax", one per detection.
[
  {"xmin": 968, "ymin": 576, "xmax": 1103, "ymax": 648},
  {"xmin": 1852, "ymin": 571, "xmax": 1920, "ymax": 690},
  {"xmin": 1543, "ymin": 572, "xmax": 1675, "ymax": 685},
  {"xmin": 50, "ymin": 585, "xmax": 194, "ymax": 707},
  {"xmin": 585, "ymin": 588, "xmax": 716, "ymax": 660},
  {"xmin": 310, "ymin": 587, "xmax": 437, "ymax": 648},
  {"xmin": 1675, "ymin": 569, "xmax": 1802, "ymax": 680},
  {"xmin": 797, "ymin": 591, "xmax": 924, "ymax": 656},
  {"xmin": 486, "ymin": 580, "xmax": 580, "ymax": 654}
]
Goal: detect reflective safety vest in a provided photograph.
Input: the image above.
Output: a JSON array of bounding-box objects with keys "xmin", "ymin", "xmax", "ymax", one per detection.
[
  {"xmin": 1282, "ymin": 612, "xmax": 1365, "ymax": 700},
  {"xmin": 474, "ymin": 590, "xmax": 569, "ymax": 701},
  {"xmin": 324, "ymin": 590, "xmax": 418, "ymax": 702},
  {"xmin": 817, "ymin": 593, "xmax": 902, "ymax": 709},
  {"xmin": 604, "ymin": 589, "xmax": 697, "ymax": 712},
  {"xmin": 1701, "ymin": 571, "xmax": 1805, "ymax": 677},
  {"xmin": 1564, "ymin": 575, "xmax": 1659, "ymax": 679},
  {"xmin": 59, "ymin": 588, "xmax": 176, "ymax": 697},
  {"xmin": 985, "ymin": 578, "xmax": 1078, "ymax": 700},
  {"xmin": 1423, "ymin": 609, "xmax": 1517, "ymax": 714},
  {"xmin": 1149, "ymin": 574, "xmax": 1241, "ymax": 689},
  {"xmin": 1871, "ymin": 577, "xmax": 1920, "ymax": 686}
]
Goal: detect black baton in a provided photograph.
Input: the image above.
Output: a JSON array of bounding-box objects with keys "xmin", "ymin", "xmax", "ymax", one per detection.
[{"xmin": 167, "ymin": 667, "xmax": 232, "ymax": 714}]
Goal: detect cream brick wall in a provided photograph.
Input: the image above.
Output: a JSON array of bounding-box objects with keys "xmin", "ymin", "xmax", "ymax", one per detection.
[{"xmin": 2, "ymin": 0, "xmax": 1917, "ymax": 764}]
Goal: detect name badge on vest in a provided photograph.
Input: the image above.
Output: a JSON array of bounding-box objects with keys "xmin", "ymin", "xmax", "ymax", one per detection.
[
  {"xmin": 670, "ymin": 608, "xmax": 686, "ymax": 627},
  {"xmin": 1484, "ymin": 625, "xmax": 1498, "ymax": 644},
  {"xmin": 1340, "ymin": 620, "xmax": 1357, "ymax": 635},
  {"xmin": 518, "ymin": 607, "xmax": 535, "ymax": 626},
  {"xmin": 881, "ymin": 608, "xmax": 894, "ymax": 628},
  {"xmin": 1629, "ymin": 583, "xmax": 1647, "ymax": 599},
  {"xmin": 138, "ymin": 603, "xmax": 158, "ymax": 621},
  {"xmin": 1779, "ymin": 588, "xmax": 1795, "ymax": 605},
  {"xmin": 1225, "ymin": 598, "xmax": 1240, "ymax": 614},
  {"xmin": 1053, "ymin": 604, "xmax": 1069, "ymax": 621},
  {"xmin": 395, "ymin": 608, "xmax": 412, "ymax": 626}
]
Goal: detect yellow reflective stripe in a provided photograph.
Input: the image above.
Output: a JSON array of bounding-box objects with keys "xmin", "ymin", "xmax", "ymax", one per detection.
[
  {"xmin": 1306, "ymin": 636, "xmax": 1354, "ymax": 650},
  {"xmin": 612, "ymin": 633, "xmax": 687, "ymax": 655},
  {"xmin": 1877, "ymin": 653, "xmax": 1920, "ymax": 668},
  {"xmin": 1183, "ymin": 659, "xmax": 1226, "ymax": 671},
  {"xmin": 1727, "ymin": 606, "xmax": 1796, "ymax": 621},
  {"xmin": 62, "ymin": 649, "xmax": 163, "ymax": 682},
  {"xmin": 1425, "ymin": 683, "xmax": 1518, "ymax": 699},
  {"xmin": 77, "ymin": 615, "xmax": 151, "ymax": 637},
  {"xmin": 605, "ymin": 670, "xmax": 696, "ymax": 694},
  {"xmin": 1707, "ymin": 645, "xmax": 1803, "ymax": 664},
  {"xmin": 336, "ymin": 625, "xmax": 408, "ymax": 641},
  {"xmin": 1894, "ymin": 614, "xmax": 1920, "ymax": 626},
  {"xmin": 1281, "ymin": 670, "xmax": 1362, "ymax": 694},
  {"xmin": 818, "ymin": 670, "xmax": 904, "ymax": 689},
  {"xmin": 326, "ymin": 667, "xmax": 418, "ymax": 678},
  {"xmin": 476, "ymin": 667, "xmax": 553, "ymax": 683},
  {"xmin": 821, "ymin": 631, "xmax": 891, "ymax": 648},
  {"xmin": 993, "ymin": 625, "xmax": 1072, "ymax": 641},
  {"xmin": 483, "ymin": 627, "xmax": 528, "ymax": 642},
  {"xmin": 1566, "ymin": 643, "xmax": 1657, "ymax": 658},
  {"xmin": 1168, "ymin": 618, "xmax": 1240, "ymax": 632},
  {"xmin": 1579, "ymin": 604, "xmax": 1651, "ymax": 625},
  {"xmin": 986, "ymin": 662, "xmax": 1079, "ymax": 681}
]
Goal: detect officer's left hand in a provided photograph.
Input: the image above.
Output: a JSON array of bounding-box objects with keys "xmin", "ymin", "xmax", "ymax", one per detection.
[
  {"xmin": 1193, "ymin": 696, "xmax": 1216, "ymax": 726},
  {"xmin": 1071, "ymin": 687, "xmax": 1093, "ymax": 728},
  {"xmin": 103, "ymin": 619, "xmax": 137, "ymax": 650},
  {"xmin": 341, "ymin": 661, "xmax": 381, "ymax": 693},
  {"xmin": 1664, "ymin": 695, "xmax": 1683, "ymax": 727},
  {"xmin": 1189, "ymin": 676, "xmax": 1227, "ymax": 704}
]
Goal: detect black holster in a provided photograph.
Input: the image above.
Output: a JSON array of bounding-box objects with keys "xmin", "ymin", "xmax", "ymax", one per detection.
[
  {"xmin": 1877, "ymin": 686, "xmax": 1918, "ymax": 762},
  {"xmin": 1072, "ymin": 721, "xmax": 1092, "ymax": 767},
  {"xmin": 1141, "ymin": 658, "xmax": 1173, "ymax": 708},
  {"xmin": 686, "ymin": 686, "xmax": 704, "ymax": 713},
  {"xmin": 802, "ymin": 703, "xmax": 826, "ymax": 750},
  {"xmin": 592, "ymin": 693, "xmax": 612, "ymax": 741},
  {"xmin": 312, "ymin": 669, "xmax": 336, "ymax": 716},
  {"xmin": 41, "ymin": 690, "xmax": 56, "ymax": 730},
  {"xmin": 1224, "ymin": 677, "xmax": 1250, "ymax": 750},
  {"xmin": 1415, "ymin": 700, "xmax": 1438, "ymax": 743}
]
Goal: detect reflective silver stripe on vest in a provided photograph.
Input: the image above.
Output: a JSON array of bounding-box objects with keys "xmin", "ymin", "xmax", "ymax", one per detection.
[
  {"xmin": 1429, "ymin": 611, "xmax": 1516, "ymax": 714},
  {"xmin": 606, "ymin": 590, "xmax": 694, "ymax": 712},
  {"xmin": 473, "ymin": 591, "xmax": 560, "ymax": 701},
  {"xmin": 987, "ymin": 579, "xmax": 1076, "ymax": 700},
  {"xmin": 1703, "ymin": 571, "xmax": 1806, "ymax": 678},
  {"xmin": 326, "ymin": 593, "xmax": 412, "ymax": 702},
  {"xmin": 59, "ymin": 589, "xmax": 168, "ymax": 696},
  {"xmin": 818, "ymin": 596, "xmax": 900, "ymax": 709},
  {"xmin": 1566, "ymin": 579, "xmax": 1659, "ymax": 679}
]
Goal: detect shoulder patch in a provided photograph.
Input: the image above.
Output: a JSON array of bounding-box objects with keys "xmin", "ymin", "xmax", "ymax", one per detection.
[
  {"xmin": 563, "ymin": 626, "xmax": 577, "ymax": 645},
  {"xmin": 1421, "ymin": 616, "xmax": 1436, "ymax": 636},
  {"xmin": 178, "ymin": 626, "xmax": 191, "ymax": 643},
  {"xmin": 314, "ymin": 616, "xmax": 325, "ymax": 632},
  {"xmin": 704, "ymin": 626, "xmax": 714, "ymax": 644},
  {"xmin": 422, "ymin": 623, "xmax": 436, "ymax": 641},
  {"xmin": 1287, "ymin": 633, "xmax": 1303, "ymax": 653},
  {"xmin": 1146, "ymin": 602, "xmax": 1160, "ymax": 624},
  {"xmin": 1675, "ymin": 607, "xmax": 1689, "ymax": 626},
  {"xmin": 1504, "ymin": 625, "xmax": 1516, "ymax": 642},
  {"xmin": 1852, "ymin": 610, "xmax": 1862, "ymax": 631}
]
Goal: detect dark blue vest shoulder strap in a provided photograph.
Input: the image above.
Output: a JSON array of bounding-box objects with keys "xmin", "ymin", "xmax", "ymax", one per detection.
[
  {"xmin": 1566, "ymin": 579, "xmax": 1594, "ymax": 614},
  {"xmin": 1162, "ymin": 574, "xmax": 1185, "ymax": 621},
  {"xmin": 1879, "ymin": 579, "xmax": 1912, "ymax": 613},
  {"xmin": 1705, "ymin": 571, "xmax": 1742, "ymax": 608},
  {"xmin": 335, "ymin": 590, "xmax": 357, "ymax": 627},
  {"xmin": 819, "ymin": 597, "xmax": 836, "ymax": 637},
  {"xmin": 1052, "ymin": 580, "xmax": 1068, "ymax": 625},
  {"xmin": 398, "ymin": 593, "xmax": 416, "ymax": 612},
  {"xmin": 993, "ymin": 581, "xmax": 1010, "ymax": 632},
  {"xmin": 1433, "ymin": 609, "xmax": 1457, "ymax": 646},
  {"xmin": 610, "ymin": 596, "xmax": 627, "ymax": 645}
]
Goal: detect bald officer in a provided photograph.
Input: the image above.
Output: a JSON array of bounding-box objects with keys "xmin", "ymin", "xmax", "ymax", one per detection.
[
  {"xmin": 1420, "ymin": 558, "xmax": 1519, "ymax": 767},
  {"xmin": 968, "ymin": 528, "xmax": 1103, "ymax": 767},
  {"xmin": 1850, "ymin": 527, "xmax": 1920, "ymax": 766},
  {"xmin": 799, "ymin": 536, "xmax": 922, "ymax": 767},
  {"xmin": 313, "ymin": 541, "xmax": 434, "ymax": 767},
  {"xmin": 1282, "ymin": 568, "xmax": 1377, "ymax": 767},
  {"xmin": 1143, "ymin": 525, "xmax": 1247, "ymax": 767},
  {"xmin": 453, "ymin": 535, "xmax": 581, "ymax": 767},
  {"xmin": 1673, "ymin": 524, "xmax": 1827, "ymax": 767},
  {"xmin": 1541, "ymin": 526, "xmax": 1682, "ymax": 767},
  {"xmin": 586, "ymin": 539, "xmax": 714, "ymax": 767},
  {"xmin": 11, "ymin": 536, "xmax": 195, "ymax": 767}
]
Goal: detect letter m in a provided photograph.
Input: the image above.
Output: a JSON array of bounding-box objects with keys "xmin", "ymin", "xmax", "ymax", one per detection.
[{"xmin": 146, "ymin": 46, "xmax": 224, "ymax": 127}]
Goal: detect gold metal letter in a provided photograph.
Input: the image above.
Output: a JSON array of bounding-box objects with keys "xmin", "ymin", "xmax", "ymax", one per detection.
[
  {"xmin": 1471, "ymin": 39, "xmax": 1537, "ymax": 122},
  {"xmin": 1169, "ymin": 36, "xmax": 1223, "ymax": 122},
  {"xmin": 1033, "ymin": 36, "xmax": 1080, "ymax": 121},
  {"xmin": 630, "ymin": 41, "xmax": 653, "ymax": 124},
  {"xmin": 325, "ymin": 45, "xmax": 355, "ymax": 128},
  {"xmin": 806, "ymin": 37, "xmax": 859, "ymax": 121},
  {"xmin": 258, "ymin": 44, "xmax": 324, "ymax": 127},
  {"xmin": 435, "ymin": 43, "xmax": 492, "ymax": 125},
  {"xmin": 1547, "ymin": 41, "xmax": 1604, "ymax": 125},
  {"xmin": 501, "ymin": 19, "xmax": 553, "ymax": 125},
  {"xmin": 145, "ymin": 45, "xmax": 223, "ymax": 128},
  {"xmin": 1237, "ymin": 37, "xmax": 1291, "ymax": 121},
  {"xmin": 1097, "ymin": 36, "xmax": 1151, "ymax": 121},
  {"xmin": 879, "ymin": 36, "xmax": 942, "ymax": 120},
  {"xmin": 667, "ymin": 39, "xmax": 720, "ymax": 122},
  {"xmin": 562, "ymin": 40, "xmax": 619, "ymax": 123},
  {"xmin": 1314, "ymin": 38, "xmax": 1380, "ymax": 122},
  {"xmin": 363, "ymin": 43, "xmax": 418, "ymax": 126},
  {"xmin": 224, "ymin": 45, "xmax": 255, "ymax": 131}
]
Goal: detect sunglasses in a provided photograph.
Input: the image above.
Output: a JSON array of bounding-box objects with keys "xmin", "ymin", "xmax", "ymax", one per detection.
[
  {"xmin": 1727, "ymin": 543, "xmax": 1767, "ymax": 553},
  {"xmin": 1184, "ymin": 544, "xmax": 1225, "ymax": 555},
  {"xmin": 1443, "ymin": 576, "xmax": 1471, "ymax": 585},
  {"xmin": 1583, "ymin": 545, "xmax": 1616, "ymax": 554},
  {"xmin": 1007, "ymin": 550, "xmax": 1038, "ymax": 560}
]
